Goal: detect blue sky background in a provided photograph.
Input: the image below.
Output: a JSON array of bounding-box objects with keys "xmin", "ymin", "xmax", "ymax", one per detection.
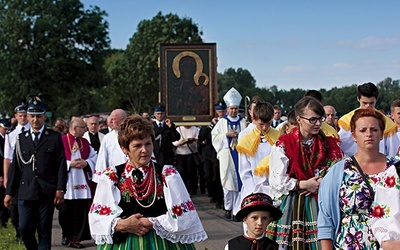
[{"xmin": 84, "ymin": 1, "xmax": 400, "ymax": 91}]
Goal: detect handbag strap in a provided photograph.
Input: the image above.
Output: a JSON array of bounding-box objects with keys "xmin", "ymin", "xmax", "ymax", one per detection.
[
  {"xmin": 351, "ymin": 156, "xmax": 375, "ymax": 197},
  {"xmin": 395, "ymin": 160, "xmax": 400, "ymax": 177}
]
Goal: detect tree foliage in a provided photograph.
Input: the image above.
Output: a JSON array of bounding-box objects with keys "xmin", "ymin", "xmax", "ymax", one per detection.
[
  {"xmin": 0, "ymin": 0, "xmax": 110, "ymax": 117},
  {"xmin": 103, "ymin": 12, "xmax": 203, "ymax": 114},
  {"xmin": 218, "ymin": 69, "xmax": 400, "ymax": 116}
]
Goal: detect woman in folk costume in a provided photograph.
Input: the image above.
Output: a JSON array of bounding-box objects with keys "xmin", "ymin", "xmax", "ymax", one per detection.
[
  {"xmin": 89, "ymin": 115, "xmax": 207, "ymax": 250},
  {"xmin": 266, "ymin": 97, "xmax": 343, "ymax": 249},
  {"xmin": 211, "ymin": 87, "xmax": 247, "ymax": 220}
]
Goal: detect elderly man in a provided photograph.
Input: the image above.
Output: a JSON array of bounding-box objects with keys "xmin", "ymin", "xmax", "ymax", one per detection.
[
  {"xmin": 4, "ymin": 96, "xmax": 68, "ymax": 250},
  {"xmin": 324, "ymin": 105, "xmax": 337, "ymax": 129},
  {"xmin": 92, "ymin": 109, "xmax": 127, "ymax": 183},
  {"xmin": 212, "ymin": 87, "xmax": 247, "ymax": 220},
  {"xmin": 83, "ymin": 116, "xmax": 105, "ymax": 153},
  {"xmin": 59, "ymin": 118, "xmax": 97, "ymax": 248}
]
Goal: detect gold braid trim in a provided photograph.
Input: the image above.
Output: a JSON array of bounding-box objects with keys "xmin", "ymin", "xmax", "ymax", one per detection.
[
  {"xmin": 236, "ymin": 127, "xmax": 280, "ymax": 157},
  {"xmin": 339, "ymin": 109, "xmax": 397, "ymax": 138},
  {"xmin": 254, "ymin": 155, "xmax": 270, "ymax": 176}
]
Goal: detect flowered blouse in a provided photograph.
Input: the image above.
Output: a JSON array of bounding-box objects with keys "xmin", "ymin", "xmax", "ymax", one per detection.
[
  {"xmin": 88, "ymin": 161, "xmax": 207, "ymax": 245},
  {"xmin": 370, "ymin": 164, "xmax": 400, "ymax": 244},
  {"xmin": 335, "ymin": 157, "xmax": 396, "ymax": 249}
]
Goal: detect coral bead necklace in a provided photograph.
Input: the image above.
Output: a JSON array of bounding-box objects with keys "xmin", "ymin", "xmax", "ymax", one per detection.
[{"xmin": 124, "ymin": 161, "xmax": 157, "ymax": 208}]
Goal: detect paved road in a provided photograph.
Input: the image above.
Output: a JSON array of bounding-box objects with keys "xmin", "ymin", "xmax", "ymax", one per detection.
[{"xmin": 51, "ymin": 194, "xmax": 243, "ymax": 250}]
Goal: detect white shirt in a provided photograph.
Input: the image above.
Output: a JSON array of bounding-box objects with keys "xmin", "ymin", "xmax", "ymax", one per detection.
[
  {"xmin": 4, "ymin": 123, "xmax": 31, "ymax": 161},
  {"xmin": 92, "ymin": 130, "xmax": 127, "ymax": 183},
  {"xmin": 173, "ymin": 126, "xmax": 199, "ymax": 155}
]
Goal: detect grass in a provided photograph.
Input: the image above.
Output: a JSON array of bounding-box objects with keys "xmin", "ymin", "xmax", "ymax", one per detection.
[{"xmin": 0, "ymin": 221, "xmax": 24, "ymax": 250}]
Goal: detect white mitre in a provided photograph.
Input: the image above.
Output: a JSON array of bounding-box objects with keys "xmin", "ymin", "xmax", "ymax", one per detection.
[{"xmin": 223, "ymin": 87, "xmax": 242, "ymax": 107}]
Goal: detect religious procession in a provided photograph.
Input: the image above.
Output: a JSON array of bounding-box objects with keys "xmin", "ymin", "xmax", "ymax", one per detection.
[{"xmin": 1, "ymin": 77, "xmax": 400, "ymax": 250}]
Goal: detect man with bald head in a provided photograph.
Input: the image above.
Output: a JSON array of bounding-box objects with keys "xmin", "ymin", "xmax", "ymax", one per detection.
[
  {"xmin": 92, "ymin": 109, "xmax": 128, "ymax": 183},
  {"xmin": 83, "ymin": 116, "xmax": 105, "ymax": 153},
  {"xmin": 59, "ymin": 118, "xmax": 97, "ymax": 247},
  {"xmin": 323, "ymin": 105, "xmax": 337, "ymax": 129}
]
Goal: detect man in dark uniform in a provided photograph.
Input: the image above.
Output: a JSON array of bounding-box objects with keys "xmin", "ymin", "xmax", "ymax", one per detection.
[
  {"xmin": 3, "ymin": 102, "xmax": 31, "ymax": 242},
  {"xmin": 198, "ymin": 102, "xmax": 226, "ymax": 209},
  {"xmin": 152, "ymin": 104, "xmax": 180, "ymax": 166},
  {"xmin": 4, "ymin": 95, "xmax": 68, "ymax": 250},
  {"xmin": 0, "ymin": 119, "xmax": 11, "ymax": 228}
]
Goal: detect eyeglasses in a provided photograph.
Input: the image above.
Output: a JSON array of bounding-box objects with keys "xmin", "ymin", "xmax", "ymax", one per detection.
[{"xmin": 299, "ymin": 116, "xmax": 325, "ymax": 124}]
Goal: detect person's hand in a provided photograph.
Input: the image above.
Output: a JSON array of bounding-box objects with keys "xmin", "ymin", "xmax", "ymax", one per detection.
[
  {"xmin": 117, "ymin": 214, "xmax": 152, "ymax": 236},
  {"xmin": 4, "ymin": 194, "xmax": 12, "ymax": 208},
  {"xmin": 0, "ymin": 176, "xmax": 3, "ymax": 187},
  {"xmin": 54, "ymin": 190, "xmax": 64, "ymax": 205},
  {"xmin": 165, "ymin": 119, "xmax": 172, "ymax": 128},
  {"xmin": 139, "ymin": 217, "xmax": 153, "ymax": 230},
  {"xmin": 71, "ymin": 159, "xmax": 87, "ymax": 169},
  {"xmin": 211, "ymin": 118, "xmax": 218, "ymax": 124},
  {"xmin": 381, "ymin": 240, "xmax": 400, "ymax": 250},
  {"xmin": 299, "ymin": 176, "xmax": 321, "ymax": 196},
  {"xmin": 226, "ymin": 130, "xmax": 238, "ymax": 138},
  {"xmin": 187, "ymin": 138, "xmax": 196, "ymax": 144}
]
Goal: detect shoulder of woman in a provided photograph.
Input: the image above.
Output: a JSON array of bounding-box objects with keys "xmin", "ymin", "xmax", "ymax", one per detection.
[{"xmin": 324, "ymin": 158, "xmax": 347, "ymax": 179}]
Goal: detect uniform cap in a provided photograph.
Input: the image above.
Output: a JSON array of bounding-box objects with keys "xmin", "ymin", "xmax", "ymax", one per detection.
[{"xmin": 27, "ymin": 95, "xmax": 47, "ymax": 115}]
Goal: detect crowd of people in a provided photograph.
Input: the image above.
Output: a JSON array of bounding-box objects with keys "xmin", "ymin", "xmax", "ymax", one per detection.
[{"xmin": 0, "ymin": 81, "xmax": 400, "ymax": 249}]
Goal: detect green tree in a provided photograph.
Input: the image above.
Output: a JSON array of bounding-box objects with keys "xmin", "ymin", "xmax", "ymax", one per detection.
[
  {"xmin": 218, "ymin": 67, "xmax": 257, "ymax": 101},
  {"xmin": 0, "ymin": 0, "xmax": 110, "ymax": 117},
  {"xmin": 376, "ymin": 77, "xmax": 400, "ymax": 112},
  {"xmin": 105, "ymin": 12, "xmax": 203, "ymax": 114}
]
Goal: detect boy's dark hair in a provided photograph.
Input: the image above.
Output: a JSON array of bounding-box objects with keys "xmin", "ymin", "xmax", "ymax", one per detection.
[
  {"xmin": 357, "ymin": 82, "xmax": 378, "ymax": 99},
  {"xmin": 251, "ymin": 95, "xmax": 264, "ymax": 105},
  {"xmin": 304, "ymin": 90, "xmax": 323, "ymax": 103},
  {"xmin": 253, "ymin": 102, "xmax": 274, "ymax": 123}
]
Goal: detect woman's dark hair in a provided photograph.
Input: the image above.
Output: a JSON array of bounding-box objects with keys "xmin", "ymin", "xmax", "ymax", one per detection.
[
  {"xmin": 350, "ymin": 109, "xmax": 385, "ymax": 134},
  {"xmin": 294, "ymin": 96, "xmax": 325, "ymax": 118},
  {"xmin": 287, "ymin": 110, "xmax": 297, "ymax": 126},
  {"xmin": 118, "ymin": 114, "xmax": 155, "ymax": 150}
]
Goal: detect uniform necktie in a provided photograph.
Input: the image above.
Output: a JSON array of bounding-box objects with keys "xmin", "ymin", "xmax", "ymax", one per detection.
[
  {"xmin": 21, "ymin": 127, "xmax": 25, "ymax": 133},
  {"xmin": 33, "ymin": 131, "xmax": 40, "ymax": 146},
  {"xmin": 159, "ymin": 123, "xmax": 162, "ymax": 128}
]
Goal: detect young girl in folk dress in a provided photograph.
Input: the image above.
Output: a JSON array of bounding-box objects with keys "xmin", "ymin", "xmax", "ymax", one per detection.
[{"xmin": 266, "ymin": 97, "xmax": 343, "ymax": 249}]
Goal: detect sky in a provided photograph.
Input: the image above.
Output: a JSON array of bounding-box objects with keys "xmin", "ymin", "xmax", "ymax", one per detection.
[{"xmin": 83, "ymin": 1, "xmax": 400, "ymax": 91}]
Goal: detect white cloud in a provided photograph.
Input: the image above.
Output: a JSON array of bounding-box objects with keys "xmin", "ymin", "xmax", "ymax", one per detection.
[
  {"xmin": 332, "ymin": 62, "xmax": 353, "ymax": 69},
  {"xmin": 338, "ymin": 36, "xmax": 400, "ymax": 50},
  {"xmin": 282, "ymin": 65, "xmax": 314, "ymax": 73}
]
